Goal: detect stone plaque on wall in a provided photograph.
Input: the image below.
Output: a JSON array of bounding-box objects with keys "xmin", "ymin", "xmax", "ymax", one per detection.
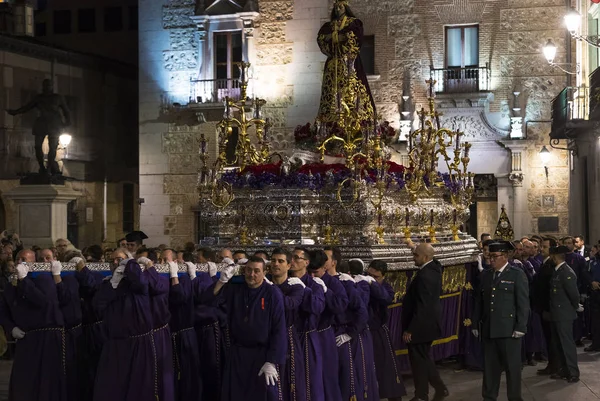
[
  {"xmin": 19, "ymin": 204, "xmax": 51, "ymax": 238},
  {"xmin": 538, "ymin": 216, "xmax": 559, "ymax": 233},
  {"xmin": 542, "ymin": 195, "xmax": 554, "ymax": 208}
]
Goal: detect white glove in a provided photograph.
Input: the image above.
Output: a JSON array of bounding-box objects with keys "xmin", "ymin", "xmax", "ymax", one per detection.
[
  {"xmin": 335, "ymin": 333, "xmax": 352, "ymax": 347},
  {"xmin": 219, "ymin": 265, "xmax": 235, "ymax": 284},
  {"xmin": 264, "ymin": 277, "xmax": 273, "ymax": 285},
  {"xmin": 11, "ymin": 327, "xmax": 25, "ymax": 340},
  {"xmin": 258, "ymin": 362, "xmax": 278, "ymax": 386},
  {"xmin": 69, "ymin": 257, "xmax": 84, "ymax": 264},
  {"xmin": 363, "ymin": 275, "xmax": 376, "ymax": 284},
  {"xmin": 110, "ymin": 266, "xmax": 125, "ymax": 289},
  {"xmin": 15, "ymin": 263, "xmax": 28, "ymax": 280},
  {"xmin": 50, "ymin": 261, "xmax": 62, "ymax": 276},
  {"xmin": 137, "ymin": 257, "xmax": 152, "ymax": 267},
  {"xmin": 577, "ymin": 304, "xmax": 585, "ymax": 313},
  {"xmin": 167, "ymin": 261, "xmax": 179, "ymax": 278},
  {"xmin": 312, "ymin": 276, "xmax": 327, "ymax": 293},
  {"xmin": 222, "ymin": 257, "xmax": 235, "ymax": 266},
  {"xmin": 512, "ymin": 331, "xmax": 525, "ymax": 338},
  {"xmin": 237, "ymin": 258, "xmax": 248, "ymax": 265},
  {"xmin": 339, "ymin": 273, "xmax": 355, "ymax": 282},
  {"xmin": 207, "ymin": 261, "xmax": 217, "ymax": 277},
  {"xmin": 185, "ymin": 262, "xmax": 197, "ymax": 279},
  {"xmin": 287, "ymin": 277, "xmax": 305, "ymax": 288},
  {"xmin": 472, "ymin": 329, "xmax": 479, "ymax": 338}
]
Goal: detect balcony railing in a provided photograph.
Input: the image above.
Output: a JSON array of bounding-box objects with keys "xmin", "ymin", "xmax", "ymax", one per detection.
[
  {"xmin": 550, "ymin": 85, "xmax": 591, "ymax": 139},
  {"xmin": 430, "ymin": 65, "xmax": 491, "ymax": 94},
  {"xmin": 189, "ymin": 78, "xmax": 242, "ymax": 104}
]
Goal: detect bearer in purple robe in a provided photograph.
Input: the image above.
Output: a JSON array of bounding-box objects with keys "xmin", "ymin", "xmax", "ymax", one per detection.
[
  {"xmin": 269, "ymin": 247, "xmax": 308, "ymax": 401},
  {"xmin": 207, "ymin": 255, "xmax": 287, "ymax": 401},
  {"xmin": 347, "ymin": 258, "xmax": 381, "ymax": 401},
  {"xmin": 0, "ymin": 249, "xmax": 67, "ymax": 401},
  {"xmin": 142, "ymin": 249, "xmax": 176, "ymax": 401},
  {"xmin": 308, "ymin": 249, "xmax": 348, "ymax": 401},
  {"xmin": 289, "ymin": 247, "xmax": 326, "ymax": 401},
  {"xmin": 92, "ymin": 258, "xmax": 156, "ymax": 401},
  {"xmin": 194, "ymin": 254, "xmax": 228, "ymax": 401},
  {"xmin": 324, "ymin": 247, "xmax": 369, "ymax": 401},
  {"xmin": 166, "ymin": 254, "xmax": 201, "ymax": 401},
  {"xmin": 40, "ymin": 249, "xmax": 83, "ymax": 401},
  {"xmin": 75, "ymin": 252, "xmax": 109, "ymax": 401},
  {"xmin": 365, "ymin": 260, "xmax": 407, "ymax": 401}
]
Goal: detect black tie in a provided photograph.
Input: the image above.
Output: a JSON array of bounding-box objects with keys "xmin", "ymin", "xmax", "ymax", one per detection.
[{"xmin": 493, "ymin": 271, "xmax": 500, "ymax": 281}]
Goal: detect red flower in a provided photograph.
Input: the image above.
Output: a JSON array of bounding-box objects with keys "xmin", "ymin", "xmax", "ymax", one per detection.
[{"xmin": 386, "ymin": 161, "xmax": 405, "ymax": 174}]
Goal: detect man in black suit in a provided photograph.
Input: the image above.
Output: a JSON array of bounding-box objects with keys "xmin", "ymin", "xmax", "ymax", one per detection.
[
  {"xmin": 535, "ymin": 237, "xmax": 558, "ymax": 375},
  {"xmin": 401, "ymin": 243, "xmax": 448, "ymax": 401},
  {"xmin": 472, "ymin": 241, "xmax": 529, "ymax": 401},
  {"xmin": 574, "ymin": 235, "xmax": 591, "ymax": 260}
]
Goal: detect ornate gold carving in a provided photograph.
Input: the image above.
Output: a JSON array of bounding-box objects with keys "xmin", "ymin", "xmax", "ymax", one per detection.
[
  {"xmin": 463, "ymin": 318, "xmax": 472, "ymax": 327},
  {"xmin": 442, "ymin": 265, "xmax": 467, "ymax": 293}
]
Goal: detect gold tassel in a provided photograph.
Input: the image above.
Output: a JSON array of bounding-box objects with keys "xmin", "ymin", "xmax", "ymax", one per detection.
[
  {"xmin": 178, "ymin": 372, "xmax": 181, "ymax": 381},
  {"xmin": 396, "ymin": 376, "xmax": 401, "ymax": 384},
  {"xmin": 364, "ymin": 390, "xmax": 368, "ymax": 398},
  {"xmin": 350, "ymin": 396, "xmax": 357, "ymax": 401}
]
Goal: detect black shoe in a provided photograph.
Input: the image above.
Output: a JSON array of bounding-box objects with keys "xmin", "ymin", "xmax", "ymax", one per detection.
[
  {"xmin": 550, "ymin": 373, "xmax": 568, "ymax": 380},
  {"xmin": 526, "ymin": 359, "xmax": 537, "ymax": 366},
  {"xmin": 537, "ymin": 366, "xmax": 554, "ymax": 375},
  {"xmin": 432, "ymin": 388, "xmax": 449, "ymax": 401},
  {"xmin": 576, "ymin": 340, "xmax": 585, "ymax": 347},
  {"xmin": 584, "ymin": 346, "xmax": 600, "ymax": 352},
  {"xmin": 534, "ymin": 352, "xmax": 547, "ymax": 362},
  {"xmin": 567, "ymin": 376, "xmax": 580, "ymax": 383}
]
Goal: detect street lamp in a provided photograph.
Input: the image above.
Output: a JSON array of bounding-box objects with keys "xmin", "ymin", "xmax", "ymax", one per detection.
[
  {"xmin": 539, "ymin": 145, "xmax": 550, "ymax": 178},
  {"xmin": 563, "ymin": 7, "xmax": 600, "ymax": 48},
  {"xmin": 59, "ymin": 133, "xmax": 72, "ymax": 158},
  {"xmin": 542, "ymin": 39, "xmax": 579, "ymax": 75}
]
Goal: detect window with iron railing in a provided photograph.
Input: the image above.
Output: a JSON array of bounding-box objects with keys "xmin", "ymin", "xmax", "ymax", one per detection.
[{"xmin": 432, "ymin": 25, "xmax": 488, "ymax": 93}]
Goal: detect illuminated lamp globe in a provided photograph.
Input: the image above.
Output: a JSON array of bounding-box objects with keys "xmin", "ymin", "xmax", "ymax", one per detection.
[
  {"xmin": 539, "ymin": 145, "xmax": 551, "ymax": 165},
  {"xmin": 542, "ymin": 39, "xmax": 557, "ymax": 64},
  {"xmin": 59, "ymin": 133, "xmax": 72, "ymax": 148},
  {"xmin": 564, "ymin": 8, "xmax": 581, "ymax": 33}
]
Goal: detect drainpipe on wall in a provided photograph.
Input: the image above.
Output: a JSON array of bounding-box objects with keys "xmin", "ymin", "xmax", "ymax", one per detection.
[{"xmin": 103, "ymin": 176, "xmax": 107, "ymax": 243}]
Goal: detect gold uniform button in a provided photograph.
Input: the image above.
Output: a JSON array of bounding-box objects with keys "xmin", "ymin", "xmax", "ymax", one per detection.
[
  {"xmin": 492, "ymin": 288, "xmax": 496, "ymax": 291},
  {"xmin": 491, "ymin": 308, "xmax": 494, "ymax": 312},
  {"xmin": 492, "ymin": 295, "xmax": 495, "ymax": 297},
  {"xmin": 510, "ymin": 314, "xmax": 513, "ymax": 317}
]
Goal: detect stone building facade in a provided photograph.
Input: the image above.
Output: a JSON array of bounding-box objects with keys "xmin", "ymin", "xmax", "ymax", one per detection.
[
  {"xmin": 139, "ymin": 0, "xmax": 572, "ymax": 247},
  {"xmin": 0, "ymin": 35, "xmax": 138, "ymax": 248}
]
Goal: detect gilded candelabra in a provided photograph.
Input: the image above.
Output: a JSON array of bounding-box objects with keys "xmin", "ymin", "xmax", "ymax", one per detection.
[{"xmin": 215, "ymin": 62, "xmax": 271, "ymax": 172}]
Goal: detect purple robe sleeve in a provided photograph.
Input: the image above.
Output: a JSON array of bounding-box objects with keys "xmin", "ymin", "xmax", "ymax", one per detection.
[
  {"xmin": 192, "ymin": 273, "xmax": 213, "ymax": 304},
  {"xmin": 0, "ymin": 294, "xmax": 15, "ymax": 335},
  {"xmin": 56, "ymin": 281, "xmax": 72, "ymax": 307},
  {"xmin": 125, "ymin": 263, "xmax": 149, "ymax": 295},
  {"xmin": 282, "ymin": 284, "xmax": 304, "ymax": 312},
  {"xmin": 343, "ymin": 282, "xmax": 368, "ymax": 338},
  {"xmin": 144, "ymin": 267, "xmax": 168, "ymax": 296},
  {"xmin": 325, "ymin": 277, "xmax": 349, "ymax": 314},
  {"xmin": 266, "ymin": 288, "xmax": 287, "ymax": 365},
  {"xmin": 355, "ymin": 281, "xmax": 370, "ymax": 307},
  {"xmin": 92, "ymin": 281, "xmax": 116, "ymax": 319},
  {"xmin": 17, "ymin": 276, "xmax": 48, "ymax": 308},
  {"xmin": 301, "ymin": 284, "xmax": 325, "ymax": 315},
  {"xmin": 169, "ymin": 282, "xmax": 185, "ymax": 306},
  {"xmin": 370, "ymin": 281, "xmax": 393, "ymax": 306}
]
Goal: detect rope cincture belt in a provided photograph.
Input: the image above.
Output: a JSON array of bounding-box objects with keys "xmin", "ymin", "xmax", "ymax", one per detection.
[
  {"xmin": 28, "ymin": 327, "xmax": 66, "ymax": 375},
  {"xmin": 171, "ymin": 327, "xmax": 195, "ymax": 381},
  {"xmin": 129, "ymin": 324, "xmax": 169, "ymax": 401}
]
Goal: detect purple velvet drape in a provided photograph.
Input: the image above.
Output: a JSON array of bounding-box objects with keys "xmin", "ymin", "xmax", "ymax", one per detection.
[{"xmin": 387, "ymin": 263, "xmax": 479, "ymax": 371}]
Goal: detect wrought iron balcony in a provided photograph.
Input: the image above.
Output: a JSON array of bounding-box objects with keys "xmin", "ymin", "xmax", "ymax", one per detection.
[
  {"xmin": 430, "ymin": 65, "xmax": 491, "ymax": 94},
  {"xmin": 550, "ymin": 84, "xmax": 592, "ymax": 140},
  {"xmin": 189, "ymin": 78, "xmax": 242, "ymax": 104}
]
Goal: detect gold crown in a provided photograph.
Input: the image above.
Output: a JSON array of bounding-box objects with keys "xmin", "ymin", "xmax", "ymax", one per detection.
[{"xmin": 335, "ymin": 0, "xmax": 349, "ymax": 5}]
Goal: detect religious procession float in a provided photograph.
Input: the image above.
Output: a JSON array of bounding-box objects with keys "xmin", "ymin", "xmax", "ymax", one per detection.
[{"xmin": 193, "ymin": 1, "xmax": 481, "ymax": 366}]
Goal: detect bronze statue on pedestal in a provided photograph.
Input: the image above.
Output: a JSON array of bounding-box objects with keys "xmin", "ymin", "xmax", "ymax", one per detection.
[{"xmin": 6, "ymin": 79, "xmax": 71, "ymax": 175}]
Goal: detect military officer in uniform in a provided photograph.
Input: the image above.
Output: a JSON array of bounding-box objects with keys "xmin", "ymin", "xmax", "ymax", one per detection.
[
  {"xmin": 548, "ymin": 245, "xmax": 581, "ymax": 382},
  {"xmin": 472, "ymin": 241, "xmax": 530, "ymax": 401}
]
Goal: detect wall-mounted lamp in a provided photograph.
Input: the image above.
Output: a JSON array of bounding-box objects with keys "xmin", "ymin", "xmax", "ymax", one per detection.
[
  {"xmin": 539, "ymin": 145, "xmax": 550, "ymax": 178},
  {"xmin": 564, "ymin": 8, "xmax": 600, "ymax": 48},
  {"xmin": 542, "ymin": 39, "xmax": 580, "ymax": 75},
  {"xmin": 59, "ymin": 133, "xmax": 72, "ymax": 159}
]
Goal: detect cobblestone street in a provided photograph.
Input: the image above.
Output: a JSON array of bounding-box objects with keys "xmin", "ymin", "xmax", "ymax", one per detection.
[{"xmin": 1, "ymin": 347, "xmax": 600, "ymax": 400}]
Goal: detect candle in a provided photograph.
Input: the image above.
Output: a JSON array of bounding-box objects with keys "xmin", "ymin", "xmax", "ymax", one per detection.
[
  {"xmin": 201, "ymin": 135, "xmax": 207, "ymax": 154},
  {"xmin": 378, "ymin": 211, "xmax": 383, "ymax": 226},
  {"xmin": 453, "ymin": 209, "xmax": 457, "ymax": 225},
  {"xmin": 405, "ymin": 208, "xmax": 409, "ymax": 227},
  {"xmin": 455, "ymin": 132, "xmax": 460, "ymax": 151},
  {"xmin": 430, "ymin": 209, "xmax": 434, "ymax": 226}
]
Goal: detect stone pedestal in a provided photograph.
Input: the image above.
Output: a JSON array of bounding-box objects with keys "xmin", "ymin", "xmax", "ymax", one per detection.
[{"xmin": 3, "ymin": 184, "xmax": 81, "ymax": 248}]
